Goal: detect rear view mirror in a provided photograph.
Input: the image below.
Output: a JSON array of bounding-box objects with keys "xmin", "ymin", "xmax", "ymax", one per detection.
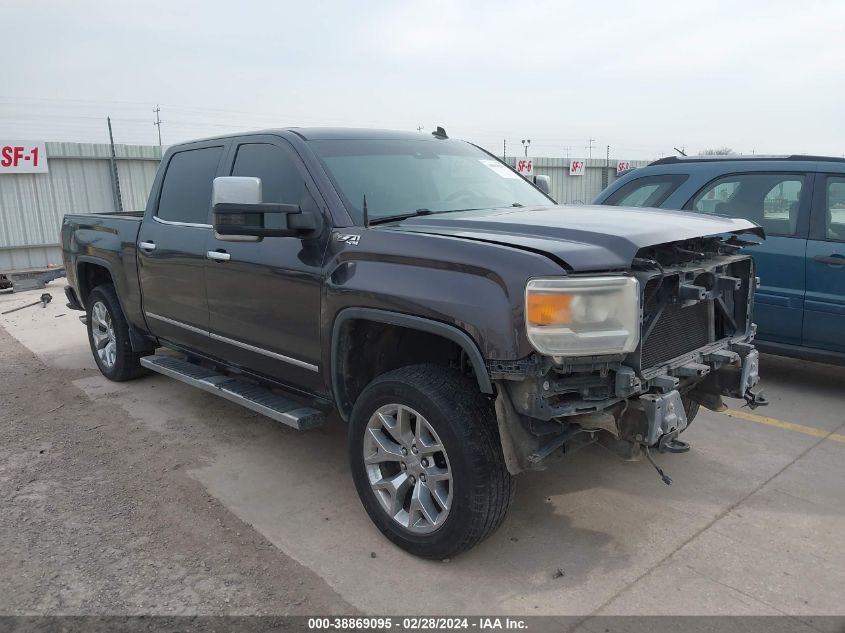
[
  {"xmin": 533, "ymin": 174, "xmax": 551, "ymax": 196},
  {"xmin": 211, "ymin": 177, "xmax": 316, "ymax": 240}
]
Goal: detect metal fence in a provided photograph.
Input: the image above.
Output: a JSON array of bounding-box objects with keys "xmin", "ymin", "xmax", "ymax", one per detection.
[
  {"xmin": 0, "ymin": 141, "xmax": 648, "ymax": 273},
  {"xmin": 0, "ymin": 142, "xmax": 161, "ymax": 271}
]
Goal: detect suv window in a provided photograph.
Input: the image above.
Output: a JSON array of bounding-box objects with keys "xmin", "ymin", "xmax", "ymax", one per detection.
[
  {"xmin": 687, "ymin": 173, "xmax": 804, "ymax": 236},
  {"xmin": 157, "ymin": 146, "xmax": 223, "ymax": 225},
  {"xmin": 231, "ymin": 143, "xmax": 304, "ymax": 204},
  {"xmin": 826, "ymin": 177, "xmax": 845, "ymax": 240},
  {"xmin": 604, "ymin": 175, "xmax": 688, "ymax": 208}
]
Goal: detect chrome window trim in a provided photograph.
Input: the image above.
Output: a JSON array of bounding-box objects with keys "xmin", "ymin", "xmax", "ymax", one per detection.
[
  {"xmin": 153, "ymin": 216, "xmax": 212, "ymax": 229},
  {"xmin": 144, "ymin": 312, "xmax": 318, "ymax": 372}
]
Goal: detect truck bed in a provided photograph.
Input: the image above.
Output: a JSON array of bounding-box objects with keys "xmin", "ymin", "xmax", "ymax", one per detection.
[{"xmin": 61, "ymin": 211, "xmax": 145, "ymax": 322}]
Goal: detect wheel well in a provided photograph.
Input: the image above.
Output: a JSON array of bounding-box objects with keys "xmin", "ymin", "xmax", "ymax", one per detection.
[
  {"xmin": 334, "ymin": 319, "xmax": 485, "ymax": 417},
  {"xmin": 77, "ymin": 263, "xmax": 113, "ymax": 307}
]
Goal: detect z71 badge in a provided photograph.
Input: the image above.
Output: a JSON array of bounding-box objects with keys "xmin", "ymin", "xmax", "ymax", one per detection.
[{"xmin": 334, "ymin": 233, "xmax": 361, "ymax": 246}]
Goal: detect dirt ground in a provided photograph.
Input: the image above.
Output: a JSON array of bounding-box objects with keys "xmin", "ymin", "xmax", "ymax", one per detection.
[{"xmin": 0, "ymin": 322, "xmax": 353, "ymax": 615}]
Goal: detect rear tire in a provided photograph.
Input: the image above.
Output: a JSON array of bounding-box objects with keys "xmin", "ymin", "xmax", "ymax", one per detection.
[
  {"xmin": 86, "ymin": 284, "xmax": 149, "ymax": 382},
  {"xmin": 348, "ymin": 364, "xmax": 513, "ymax": 559}
]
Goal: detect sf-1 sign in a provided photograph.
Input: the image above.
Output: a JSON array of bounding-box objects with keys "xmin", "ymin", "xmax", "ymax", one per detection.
[
  {"xmin": 569, "ymin": 160, "xmax": 585, "ymax": 176},
  {"xmin": 516, "ymin": 159, "xmax": 533, "ymax": 177},
  {"xmin": 0, "ymin": 141, "xmax": 48, "ymax": 174}
]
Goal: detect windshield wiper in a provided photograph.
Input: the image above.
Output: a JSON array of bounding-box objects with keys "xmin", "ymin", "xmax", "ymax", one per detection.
[{"xmin": 368, "ymin": 208, "xmax": 437, "ymax": 226}]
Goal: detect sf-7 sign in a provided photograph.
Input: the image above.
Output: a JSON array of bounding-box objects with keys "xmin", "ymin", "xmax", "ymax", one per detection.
[{"xmin": 0, "ymin": 141, "xmax": 48, "ymax": 174}]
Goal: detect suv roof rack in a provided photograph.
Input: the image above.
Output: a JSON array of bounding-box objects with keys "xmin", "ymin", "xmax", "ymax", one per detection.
[{"xmin": 649, "ymin": 154, "xmax": 845, "ymax": 166}]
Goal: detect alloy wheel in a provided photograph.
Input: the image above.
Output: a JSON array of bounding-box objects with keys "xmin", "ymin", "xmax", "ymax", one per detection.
[
  {"xmin": 91, "ymin": 300, "xmax": 117, "ymax": 369},
  {"xmin": 363, "ymin": 403, "xmax": 453, "ymax": 534}
]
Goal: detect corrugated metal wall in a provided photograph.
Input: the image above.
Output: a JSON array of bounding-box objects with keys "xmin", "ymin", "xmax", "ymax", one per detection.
[
  {"xmin": 0, "ymin": 142, "xmax": 162, "ymax": 271},
  {"xmin": 503, "ymin": 157, "xmax": 649, "ymax": 204}
]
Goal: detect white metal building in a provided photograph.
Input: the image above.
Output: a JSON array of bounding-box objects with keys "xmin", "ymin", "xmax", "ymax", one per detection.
[{"xmin": 0, "ymin": 142, "xmax": 161, "ymax": 271}]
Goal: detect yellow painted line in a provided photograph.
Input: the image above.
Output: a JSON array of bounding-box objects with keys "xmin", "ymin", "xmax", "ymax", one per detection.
[{"xmin": 721, "ymin": 408, "xmax": 845, "ymax": 443}]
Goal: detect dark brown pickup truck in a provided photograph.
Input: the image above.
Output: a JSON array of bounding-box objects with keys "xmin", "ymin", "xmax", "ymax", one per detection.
[{"xmin": 62, "ymin": 127, "xmax": 765, "ymax": 559}]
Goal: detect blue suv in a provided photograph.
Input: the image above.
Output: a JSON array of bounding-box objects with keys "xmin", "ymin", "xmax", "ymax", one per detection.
[{"xmin": 594, "ymin": 156, "xmax": 845, "ymax": 363}]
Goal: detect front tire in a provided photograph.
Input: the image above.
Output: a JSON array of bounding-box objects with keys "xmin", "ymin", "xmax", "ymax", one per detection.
[
  {"xmin": 681, "ymin": 396, "xmax": 700, "ymax": 431},
  {"xmin": 348, "ymin": 364, "xmax": 513, "ymax": 559},
  {"xmin": 86, "ymin": 284, "xmax": 149, "ymax": 381}
]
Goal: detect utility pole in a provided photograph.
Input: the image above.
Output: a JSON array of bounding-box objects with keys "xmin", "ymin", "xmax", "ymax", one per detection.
[
  {"xmin": 563, "ymin": 146, "xmax": 571, "ymax": 161},
  {"xmin": 521, "ymin": 139, "xmax": 531, "ymax": 157},
  {"xmin": 416, "ymin": 124, "xmax": 424, "ymax": 133},
  {"xmin": 586, "ymin": 138, "xmax": 595, "ymax": 160},
  {"xmin": 503, "ymin": 139, "xmax": 507, "ymax": 161},
  {"xmin": 602, "ymin": 144, "xmax": 610, "ymax": 189},
  {"xmin": 107, "ymin": 117, "xmax": 124, "ymax": 212},
  {"xmin": 153, "ymin": 105, "xmax": 162, "ymax": 147}
]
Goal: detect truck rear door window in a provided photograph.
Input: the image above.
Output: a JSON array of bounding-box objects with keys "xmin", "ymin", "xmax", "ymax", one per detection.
[
  {"xmin": 156, "ymin": 146, "xmax": 223, "ymax": 225},
  {"xmin": 603, "ymin": 175, "xmax": 688, "ymax": 208}
]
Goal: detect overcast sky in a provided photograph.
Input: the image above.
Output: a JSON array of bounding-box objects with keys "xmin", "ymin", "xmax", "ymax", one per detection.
[{"xmin": 1, "ymin": 0, "xmax": 843, "ymax": 159}]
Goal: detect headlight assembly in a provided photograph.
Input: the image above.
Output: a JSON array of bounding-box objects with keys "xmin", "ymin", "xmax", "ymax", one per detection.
[{"xmin": 525, "ymin": 276, "xmax": 640, "ymax": 356}]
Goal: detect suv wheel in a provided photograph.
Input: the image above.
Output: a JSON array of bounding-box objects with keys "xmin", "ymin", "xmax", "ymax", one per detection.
[
  {"xmin": 86, "ymin": 284, "xmax": 150, "ymax": 381},
  {"xmin": 348, "ymin": 364, "xmax": 513, "ymax": 559}
]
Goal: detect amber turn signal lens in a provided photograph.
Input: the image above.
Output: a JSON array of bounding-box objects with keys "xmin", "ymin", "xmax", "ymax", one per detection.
[{"xmin": 526, "ymin": 293, "xmax": 572, "ymax": 326}]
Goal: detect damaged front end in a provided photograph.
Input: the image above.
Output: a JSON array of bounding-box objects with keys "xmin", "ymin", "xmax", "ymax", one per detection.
[{"xmin": 492, "ymin": 234, "xmax": 766, "ymax": 476}]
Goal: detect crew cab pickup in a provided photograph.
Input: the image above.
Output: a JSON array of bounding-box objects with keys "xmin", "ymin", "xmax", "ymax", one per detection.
[{"xmin": 61, "ymin": 128, "xmax": 765, "ymax": 559}]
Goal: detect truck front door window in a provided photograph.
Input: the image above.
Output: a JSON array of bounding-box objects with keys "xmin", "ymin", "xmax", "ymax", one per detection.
[{"xmin": 230, "ymin": 143, "xmax": 305, "ymax": 204}]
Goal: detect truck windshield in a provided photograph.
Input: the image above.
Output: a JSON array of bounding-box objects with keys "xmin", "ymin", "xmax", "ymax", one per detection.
[{"xmin": 309, "ymin": 138, "xmax": 551, "ymax": 224}]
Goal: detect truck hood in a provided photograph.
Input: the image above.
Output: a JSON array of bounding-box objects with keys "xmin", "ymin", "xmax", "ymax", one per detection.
[{"xmin": 380, "ymin": 204, "xmax": 764, "ymax": 271}]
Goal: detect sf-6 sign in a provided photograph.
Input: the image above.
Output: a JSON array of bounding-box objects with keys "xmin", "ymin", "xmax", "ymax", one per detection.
[
  {"xmin": 0, "ymin": 141, "xmax": 48, "ymax": 174},
  {"xmin": 516, "ymin": 159, "xmax": 533, "ymax": 177}
]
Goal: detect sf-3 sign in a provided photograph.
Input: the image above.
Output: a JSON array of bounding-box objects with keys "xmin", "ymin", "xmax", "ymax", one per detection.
[{"xmin": 0, "ymin": 141, "xmax": 48, "ymax": 174}]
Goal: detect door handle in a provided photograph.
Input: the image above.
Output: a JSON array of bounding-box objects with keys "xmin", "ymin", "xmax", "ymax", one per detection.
[
  {"xmin": 813, "ymin": 255, "xmax": 845, "ymax": 267},
  {"xmin": 139, "ymin": 241, "xmax": 156, "ymax": 252},
  {"xmin": 206, "ymin": 250, "xmax": 231, "ymax": 262}
]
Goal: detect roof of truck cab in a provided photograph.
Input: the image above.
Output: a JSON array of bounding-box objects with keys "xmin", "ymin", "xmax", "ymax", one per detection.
[
  {"xmin": 291, "ymin": 128, "xmax": 435, "ymax": 141},
  {"xmin": 174, "ymin": 127, "xmax": 443, "ymax": 145}
]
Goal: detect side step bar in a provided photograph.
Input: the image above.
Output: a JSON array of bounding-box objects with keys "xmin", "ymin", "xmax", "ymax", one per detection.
[{"xmin": 140, "ymin": 355, "xmax": 323, "ymax": 430}]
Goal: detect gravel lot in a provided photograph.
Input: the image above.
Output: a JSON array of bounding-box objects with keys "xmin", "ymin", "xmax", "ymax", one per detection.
[{"xmin": 1, "ymin": 280, "xmax": 843, "ymax": 620}]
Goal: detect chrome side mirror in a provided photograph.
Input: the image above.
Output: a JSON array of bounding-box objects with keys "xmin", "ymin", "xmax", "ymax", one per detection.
[{"xmin": 533, "ymin": 174, "xmax": 551, "ymax": 196}]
